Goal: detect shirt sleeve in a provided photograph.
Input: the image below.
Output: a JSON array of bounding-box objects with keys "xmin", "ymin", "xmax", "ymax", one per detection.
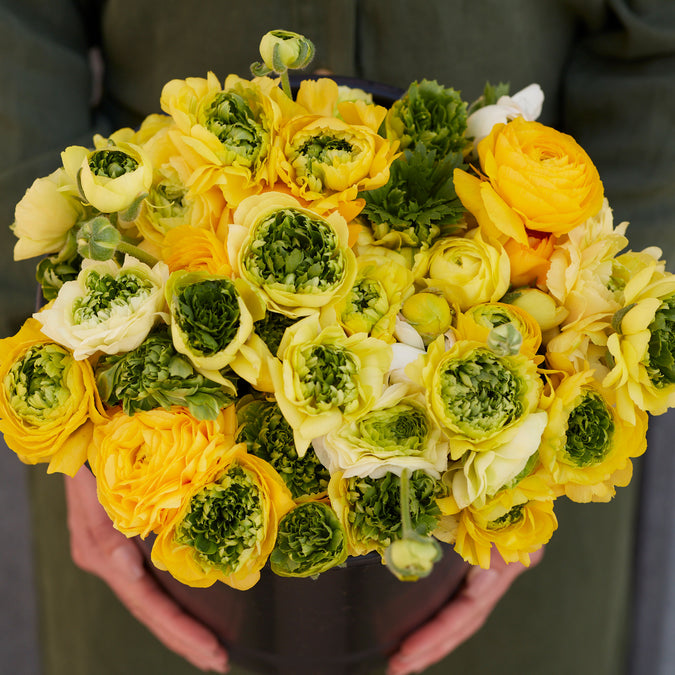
[
  {"xmin": 562, "ymin": 0, "xmax": 675, "ymax": 264},
  {"xmin": 0, "ymin": 0, "xmax": 100, "ymax": 337}
]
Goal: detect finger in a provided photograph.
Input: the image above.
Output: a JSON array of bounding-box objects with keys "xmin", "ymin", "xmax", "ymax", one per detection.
[{"xmin": 109, "ymin": 573, "xmax": 229, "ymax": 673}]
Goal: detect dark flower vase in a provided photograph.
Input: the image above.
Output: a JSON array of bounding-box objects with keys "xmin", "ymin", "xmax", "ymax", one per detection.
[{"xmin": 136, "ymin": 538, "xmax": 470, "ymax": 675}]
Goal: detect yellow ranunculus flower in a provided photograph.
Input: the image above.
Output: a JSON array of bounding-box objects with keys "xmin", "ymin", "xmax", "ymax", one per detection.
[
  {"xmin": 545, "ymin": 313, "xmax": 611, "ymax": 374},
  {"xmin": 539, "ymin": 370, "xmax": 647, "ymax": 502},
  {"xmin": 451, "ymin": 474, "xmax": 558, "ymax": 568},
  {"xmin": 161, "ymin": 224, "xmax": 231, "ymax": 276},
  {"xmin": 160, "ymin": 73, "xmax": 297, "ymax": 206},
  {"xmin": 269, "ymin": 314, "xmax": 392, "ymax": 456},
  {"xmin": 546, "ymin": 199, "xmax": 627, "ymax": 325},
  {"xmin": 329, "ymin": 254, "xmax": 414, "ymax": 343},
  {"xmin": 61, "ymin": 135, "xmax": 153, "ymax": 214},
  {"xmin": 502, "ymin": 288, "xmax": 568, "ymax": 334},
  {"xmin": 274, "ymin": 78, "xmax": 398, "ymax": 215},
  {"xmin": 228, "ymin": 191, "xmax": 357, "ymax": 318},
  {"xmin": 258, "ymin": 30, "xmax": 315, "ymax": 72},
  {"xmin": 0, "ymin": 318, "xmax": 107, "ymax": 476},
  {"xmin": 420, "ymin": 229, "xmax": 510, "ymax": 311},
  {"xmin": 151, "ymin": 444, "xmax": 294, "ymax": 589},
  {"xmin": 406, "ymin": 337, "xmax": 543, "ymax": 458},
  {"xmin": 89, "ymin": 405, "xmax": 237, "ymax": 538},
  {"xmin": 476, "ymin": 117, "xmax": 604, "ymax": 235},
  {"xmin": 165, "ymin": 270, "xmax": 268, "ymax": 388},
  {"xmin": 12, "ymin": 168, "xmax": 82, "ymax": 261},
  {"xmin": 132, "ymin": 116, "xmax": 228, "ymax": 257},
  {"xmin": 455, "ymin": 301, "xmax": 542, "ymax": 361},
  {"xmin": 400, "ymin": 292, "xmax": 455, "ymax": 346}
]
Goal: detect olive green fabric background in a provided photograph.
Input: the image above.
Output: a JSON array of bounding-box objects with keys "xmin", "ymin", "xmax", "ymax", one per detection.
[{"xmin": 2, "ymin": 1, "xmax": 675, "ymax": 673}]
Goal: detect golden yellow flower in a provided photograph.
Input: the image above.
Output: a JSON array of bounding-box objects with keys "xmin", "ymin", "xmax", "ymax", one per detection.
[
  {"xmin": 151, "ymin": 445, "xmax": 294, "ymax": 589},
  {"xmin": 0, "ymin": 318, "xmax": 107, "ymax": 476},
  {"xmin": 451, "ymin": 474, "xmax": 558, "ymax": 568},
  {"xmin": 228, "ymin": 191, "xmax": 357, "ymax": 318},
  {"xmin": 545, "ymin": 313, "xmax": 611, "ymax": 374},
  {"xmin": 476, "ymin": 117, "xmax": 604, "ymax": 235},
  {"xmin": 329, "ymin": 254, "xmax": 414, "ymax": 343},
  {"xmin": 406, "ymin": 337, "xmax": 543, "ymax": 458},
  {"xmin": 274, "ymin": 78, "xmax": 398, "ymax": 215},
  {"xmin": 269, "ymin": 315, "xmax": 392, "ymax": 456},
  {"xmin": 539, "ymin": 370, "xmax": 647, "ymax": 502},
  {"xmin": 161, "ymin": 224, "xmax": 232, "ymax": 276},
  {"xmin": 160, "ymin": 72, "xmax": 297, "ymax": 206},
  {"xmin": 419, "ymin": 229, "xmax": 510, "ymax": 312},
  {"xmin": 400, "ymin": 292, "xmax": 455, "ymax": 346},
  {"xmin": 89, "ymin": 405, "xmax": 237, "ymax": 538}
]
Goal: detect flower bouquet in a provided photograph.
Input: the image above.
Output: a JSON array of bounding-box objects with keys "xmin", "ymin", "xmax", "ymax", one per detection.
[{"xmin": 2, "ymin": 29, "xmax": 673, "ymax": 673}]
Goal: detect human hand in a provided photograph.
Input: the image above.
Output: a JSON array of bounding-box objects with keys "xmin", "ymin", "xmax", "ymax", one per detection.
[
  {"xmin": 387, "ymin": 547, "xmax": 545, "ymax": 675},
  {"xmin": 64, "ymin": 467, "xmax": 229, "ymax": 673}
]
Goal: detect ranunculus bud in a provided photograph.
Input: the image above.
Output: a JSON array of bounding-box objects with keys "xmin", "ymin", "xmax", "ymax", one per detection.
[
  {"xmin": 401, "ymin": 292, "xmax": 453, "ymax": 343},
  {"xmin": 258, "ymin": 30, "xmax": 315, "ymax": 73},
  {"xmin": 504, "ymin": 288, "xmax": 568, "ymax": 332}
]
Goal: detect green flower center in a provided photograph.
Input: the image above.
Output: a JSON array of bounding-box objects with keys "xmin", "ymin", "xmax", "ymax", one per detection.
[
  {"xmin": 174, "ymin": 279, "xmax": 241, "ymax": 356},
  {"xmin": 236, "ymin": 398, "xmax": 329, "ymax": 499},
  {"xmin": 243, "ymin": 208, "xmax": 344, "ymax": 294},
  {"xmin": 646, "ymin": 295, "xmax": 675, "ymax": 388},
  {"xmin": 297, "ymin": 343, "xmax": 359, "ymax": 413},
  {"xmin": 254, "ymin": 311, "xmax": 296, "ymax": 356},
  {"xmin": 486, "ymin": 504, "xmax": 525, "ymax": 530},
  {"xmin": 146, "ymin": 179, "xmax": 189, "ymax": 228},
  {"xmin": 562, "ymin": 391, "xmax": 614, "ymax": 467},
  {"xmin": 202, "ymin": 92, "xmax": 267, "ymax": 168},
  {"xmin": 88, "ymin": 149, "xmax": 139, "ymax": 178},
  {"xmin": 341, "ymin": 278, "xmax": 389, "ymax": 330},
  {"xmin": 5, "ymin": 344, "xmax": 72, "ymax": 425},
  {"xmin": 345, "ymin": 471, "xmax": 443, "ymax": 551},
  {"xmin": 357, "ymin": 403, "xmax": 430, "ymax": 455},
  {"xmin": 439, "ymin": 349, "xmax": 523, "ymax": 437},
  {"xmin": 174, "ymin": 465, "xmax": 263, "ymax": 574},
  {"xmin": 72, "ymin": 269, "xmax": 154, "ymax": 326},
  {"xmin": 290, "ymin": 134, "xmax": 357, "ymax": 192}
]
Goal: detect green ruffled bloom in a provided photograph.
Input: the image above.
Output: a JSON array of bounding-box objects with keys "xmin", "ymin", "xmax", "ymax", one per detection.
[
  {"xmin": 270, "ymin": 501, "xmax": 347, "ymax": 578},
  {"xmin": 341, "ymin": 470, "xmax": 444, "ymax": 554},
  {"xmin": 646, "ymin": 295, "xmax": 675, "ymax": 388},
  {"xmin": 385, "ymin": 80, "xmax": 469, "ymax": 158},
  {"xmin": 562, "ymin": 392, "xmax": 614, "ymax": 468},
  {"xmin": 253, "ymin": 311, "xmax": 297, "ymax": 356},
  {"xmin": 171, "ymin": 277, "xmax": 241, "ymax": 356},
  {"xmin": 243, "ymin": 208, "xmax": 345, "ymax": 296},
  {"xmin": 174, "ymin": 465, "xmax": 264, "ymax": 574},
  {"xmin": 95, "ymin": 328, "xmax": 236, "ymax": 419},
  {"xmin": 360, "ymin": 144, "xmax": 466, "ymax": 249},
  {"xmin": 236, "ymin": 396, "xmax": 329, "ymax": 499},
  {"xmin": 36, "ymin": 230, "xmax": 82, "ymax": 302},
  {"xmin": 200, "ymin": 91, "xmax": 269, "ymax": 170}
]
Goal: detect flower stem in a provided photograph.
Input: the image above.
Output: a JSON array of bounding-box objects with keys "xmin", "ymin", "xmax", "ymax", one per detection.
[{"xmin": 117, "ymin": 241, "xmax": 160, "ymax": 267}]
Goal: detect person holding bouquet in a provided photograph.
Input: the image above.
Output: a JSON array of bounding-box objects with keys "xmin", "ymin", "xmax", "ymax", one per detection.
[{"xmin": 0, "ymin": 2, "xmax": 674, "ymax": 675}]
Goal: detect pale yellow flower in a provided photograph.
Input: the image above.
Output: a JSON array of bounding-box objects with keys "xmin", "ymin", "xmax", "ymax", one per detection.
[
  {"xmin": 419, "ymin": 229, "xmax": 510, "ymax": 311},
  {"xmin": 228, "ymin": 191, "xmax": 357, "ymax": 318},
  {"xmin": 268, "ymin": 315, "xmax": 392, "ymax": 456},
  {"xmin": 12, "ymin": 168, "xmax": 82, "ymax": 261}
]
